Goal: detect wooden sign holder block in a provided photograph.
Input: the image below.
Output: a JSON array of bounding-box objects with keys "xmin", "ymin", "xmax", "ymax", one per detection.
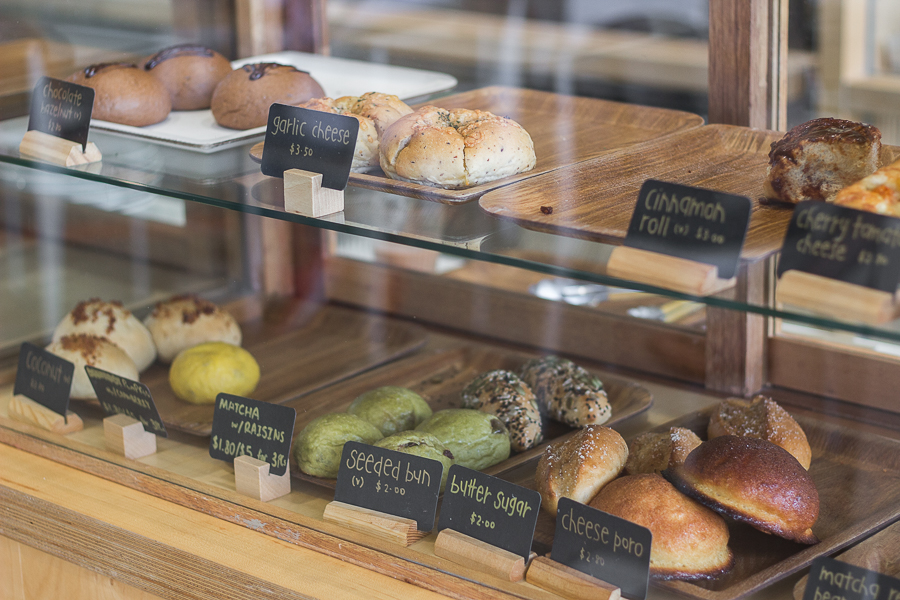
[
  {"xmin": 7, "ymin": 394, "xmax": 83, "ymax": 434},
  {"xmin": 104, "ymin": 413, "xmax": 156, "ymax": 460},
  {"xmin": 777, "ymin": 270, "xmax": 900, "ymax": 325},
  {"xmin": 234, "ymin": 455, "xmax": 291, "ymax": 502},
  {"xmin": 19, "ymin": 130, "xmax": 101, "ymax": 166},
  {"xmin": 607, "ymin": 246, "xmax": 735, "ymax": 296},
  {"xmin": 283, "ymin": 168, "xmax": 344, "ymax": 217},
  {"xmin": 323, "ymin": 501, "xmax": 426, "ymax": 546},
  {"xmin": 434, "ymin": 529, "xmax": 531, "ymax": 582},
  {"xmin": 525, "ymin": 556, "xmax": 621, "ymax": 600}
]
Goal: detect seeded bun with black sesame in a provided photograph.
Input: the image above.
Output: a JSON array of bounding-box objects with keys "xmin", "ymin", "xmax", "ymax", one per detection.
[
  {"xmin": 519, "ymin": 356, "xmax": 611, "ymax": 427},
  {"xmin": 461, "ymin": 369, "xmax": 542, "ymax": 452}
]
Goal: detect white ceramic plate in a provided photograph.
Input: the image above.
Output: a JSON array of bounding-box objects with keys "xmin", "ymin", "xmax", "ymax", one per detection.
[{"xmin": 88, "ymin": 51, "xmax": 457, "ymax": 153}]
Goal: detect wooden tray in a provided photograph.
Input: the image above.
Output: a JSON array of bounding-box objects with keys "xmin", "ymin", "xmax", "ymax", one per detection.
[
  {"xmin": 285, "ymin": 343, "xmax": 652, "ymax": 488},
  {"xmin": 792, "ymin": 520, "xmax": 900, "ymax": 599},
  {"xmin": 78, "ymin": 304, "xmax": 428, "ymax": 437},
  {"xmin": 505, "ymin": 407, "xmax": 900, "ymax": 600},
  {"xmin": 249, "ymin": 85, "xmax": 704, "ymax": 205},
  {"xmin": 480, "ymin": 124, "xmax": 793, "ymax": 263}
]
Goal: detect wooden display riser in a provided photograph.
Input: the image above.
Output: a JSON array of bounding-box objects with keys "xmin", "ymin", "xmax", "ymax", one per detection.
[{"xmin": 2, "ymin": 326, "xmax": 899, "ymax": 600}]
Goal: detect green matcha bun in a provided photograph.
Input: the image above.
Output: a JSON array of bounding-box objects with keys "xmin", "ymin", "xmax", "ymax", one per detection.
[
  {"xmin": 292, "ymin": 413, "xmax": 384, "ymax": 478},
  {"xmin": 416, "ymin": 408, "xmax": 511, "ymax": 471},
  {"xmin": 375, "ymin": 431, "xmax": 455, "ymax": 490},
  {"xmin": 348, "ymin": 386, "xmax": 433, "ymax": 436}
]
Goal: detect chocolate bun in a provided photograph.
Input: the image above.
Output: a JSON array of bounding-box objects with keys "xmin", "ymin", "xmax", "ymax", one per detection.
[
  {"xmin": 211, "ymin": 63, "xmax": 325, "ymax": 130},
  {"xmin": 142, "ymin": 44, "xmax": 232, "ymax": 110},
  {"xmin": 67, "ymin": 62, "xmax": 171, "ymax": 127},
  {"xmin": 664, "ymin": 436, "xmax": 820, "ymax": 544},
  {"xmin": 590, "ymin": 474, "xmax": 734, "ymax": 580}
]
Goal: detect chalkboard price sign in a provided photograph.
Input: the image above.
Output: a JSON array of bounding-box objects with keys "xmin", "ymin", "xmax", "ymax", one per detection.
[
  {"xmin": 334, "ymin": 441, "xmax": 442, "ymax": 532},
  {"xmin": 802, "ymin": 556, "xmax": 900, "ymax": 600},
  {"xmin": 260, "ymin": 103, "xmax": 359, "ymax": 191},
  {"xmin": 552, "ymin": 497, "xmax": 652, "ymax": 600},
  {"xmin": 437, "ymin": 465, "xmax": 541, "ymax": 560},
  {"xmin": 86, "ymin": 366, "xmax": 167, "ymax": 437},
  {"xmin": 27, "ymin": 77, "xmax": 94, "ymax": 150},
  {"xmin": 624, "ymin": 179, "xmax": 752, "ymax": 279},
  {"xmin": 209, "ymin": 393, "xmax": 296, "ymax": 476},
  {"xmin": 777, "ymin": 200, "xmax": 900, "ymax": 293},
  {"xmin": 13, "ymin": 342, "xmax": 74, "ymax": 418}
]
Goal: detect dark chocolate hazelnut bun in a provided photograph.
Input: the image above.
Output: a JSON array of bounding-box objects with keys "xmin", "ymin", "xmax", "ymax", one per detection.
[
  {"xmin": 142, "ymin": 44, "xmax": 233, "ymax": 110},
  {"xmin": 67, "ymin": 62, "xmax": 171, "ymax": 127},
  {"xmin": 210, "ymin": 63, "xmax": 325, "ymax": 130}
]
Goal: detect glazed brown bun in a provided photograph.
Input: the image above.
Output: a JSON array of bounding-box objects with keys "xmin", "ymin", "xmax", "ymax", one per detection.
[
  {"xmin": 624, "ymin": 427, "xmax": 702, "ymax": 476},
  {"xmin": 46, "ymin": 334, "xmax": 139, "ymax": 400},
  {"xmin": 708, "ymin": 395, "xmax": 811, "ymax": 469},
  {"xmin": 52, "ymin": 299, "xmax": 157, "ymax": 372},
  {"xmin": 142, "ymin": 44, "xmax": 233, "ymax": 110},
  {"xmin": 68, "ymin": 63, "xmax": 171, "ymax": 127},
  {"xmin": 143, "ymin": 295, "xmax": 242, "ymax": 363},
  {"xmin": 211, "ymin": 63, "xmax": 325, "ymax": 130},
  {"xmin": 535, "ymin": 425, "xmax": 627, "ymax": 515},
  {"xmin": 664, "ymin": 436, "xmax": 820, "ymax": 544},
  {"xmin": 590, "ymin": 474, "xmax": 734, "ymax": 580},
  {"xmin": 763, "ymin": 117, "xmax": 881, "ymax": 203},
  {"xmin": 380, "ymin": 106, "xmax": 536, "ymax": 189}
]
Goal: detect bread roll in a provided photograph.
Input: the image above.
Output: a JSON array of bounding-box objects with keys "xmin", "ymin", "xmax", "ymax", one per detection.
[
  {"xmin": 379, "ymin": 106, "xmax": 536, "ymax": 189},
  {"xmin": 292, "ymin": 413, "xmax": 384, "ymax": 478},
  {"xmin": 45, "ymin": 334, "xmax": 139, "ymax": 400},
  {"xmin": 664, "ymin": 436, "xmax": 819, "ymax": 544},
  {"xmin": 535, "ymin": 425, "xmax": 627, "ymax": 515},
  {"xmin": 624, "ymin": 427, "xmax": 702, "ymax": 476},
  {"xmin": 763, "ymin": 117, "xmax": 881, "ymax": 204},
  {"xmin": 211, "ymin": 63, "xmax": 325, "ymax": 130},
  {"xmin": 708, "ymin": 395, "xmax": 811, "ymax": 469},
  {"xmin": 67, "ymin": 62, "xmax": 171, "ymax": 127},
  {"xmin": 298, "ymin": 97, "xmax": 380, "ymax": 171},
  {"xmin": 590, "ymin": 474, "xmax": 734, "ymax": 580},
  {"xmin": 461, "ymin": 369, "xmax": 543, "ymax": 452},
  {"xmin": 298, "ymin": 92, "xmax": 413, "ymax": 172},
  {"xmin": 833, "ymin": 156, "xmax": 900, "ymax": 216},
  {"xmin": 519, "ymin": 356, "xmax": 611, "ymax": 427},
  {"xmin": 143, "ymin": 295, "xmax": 241, "ymax": 363},
  {"xmin": 53, "ymin": 299, "xmax": 156, "ymax": 372},
  {"xmin": 347, "ymin": 386, "xmax": 432, "ymax": 437},
  {"xmin": 142, "ymin": 44, "xmax": 233, "ymax": 110}
]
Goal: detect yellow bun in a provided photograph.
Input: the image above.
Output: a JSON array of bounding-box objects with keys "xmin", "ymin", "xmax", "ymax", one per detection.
[{"xmin": 169, "ymin": 342, "xmax": 259, "ymax": 405}]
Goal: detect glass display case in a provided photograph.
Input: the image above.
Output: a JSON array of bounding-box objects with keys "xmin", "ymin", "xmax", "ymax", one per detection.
[{"xmin": 2, "ymin": 2, "xmax": 900, "ymax": 600}]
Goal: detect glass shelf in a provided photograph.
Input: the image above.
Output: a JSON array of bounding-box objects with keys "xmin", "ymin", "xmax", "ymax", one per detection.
[{"xmin": 4, "ymin": 115, "xmax": 900, "ymax": 345}]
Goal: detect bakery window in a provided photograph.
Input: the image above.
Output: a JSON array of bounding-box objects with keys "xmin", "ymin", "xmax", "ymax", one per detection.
[{"xmin": 2, "ymin": 2, "xmax": 900, "ymax": 600}]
